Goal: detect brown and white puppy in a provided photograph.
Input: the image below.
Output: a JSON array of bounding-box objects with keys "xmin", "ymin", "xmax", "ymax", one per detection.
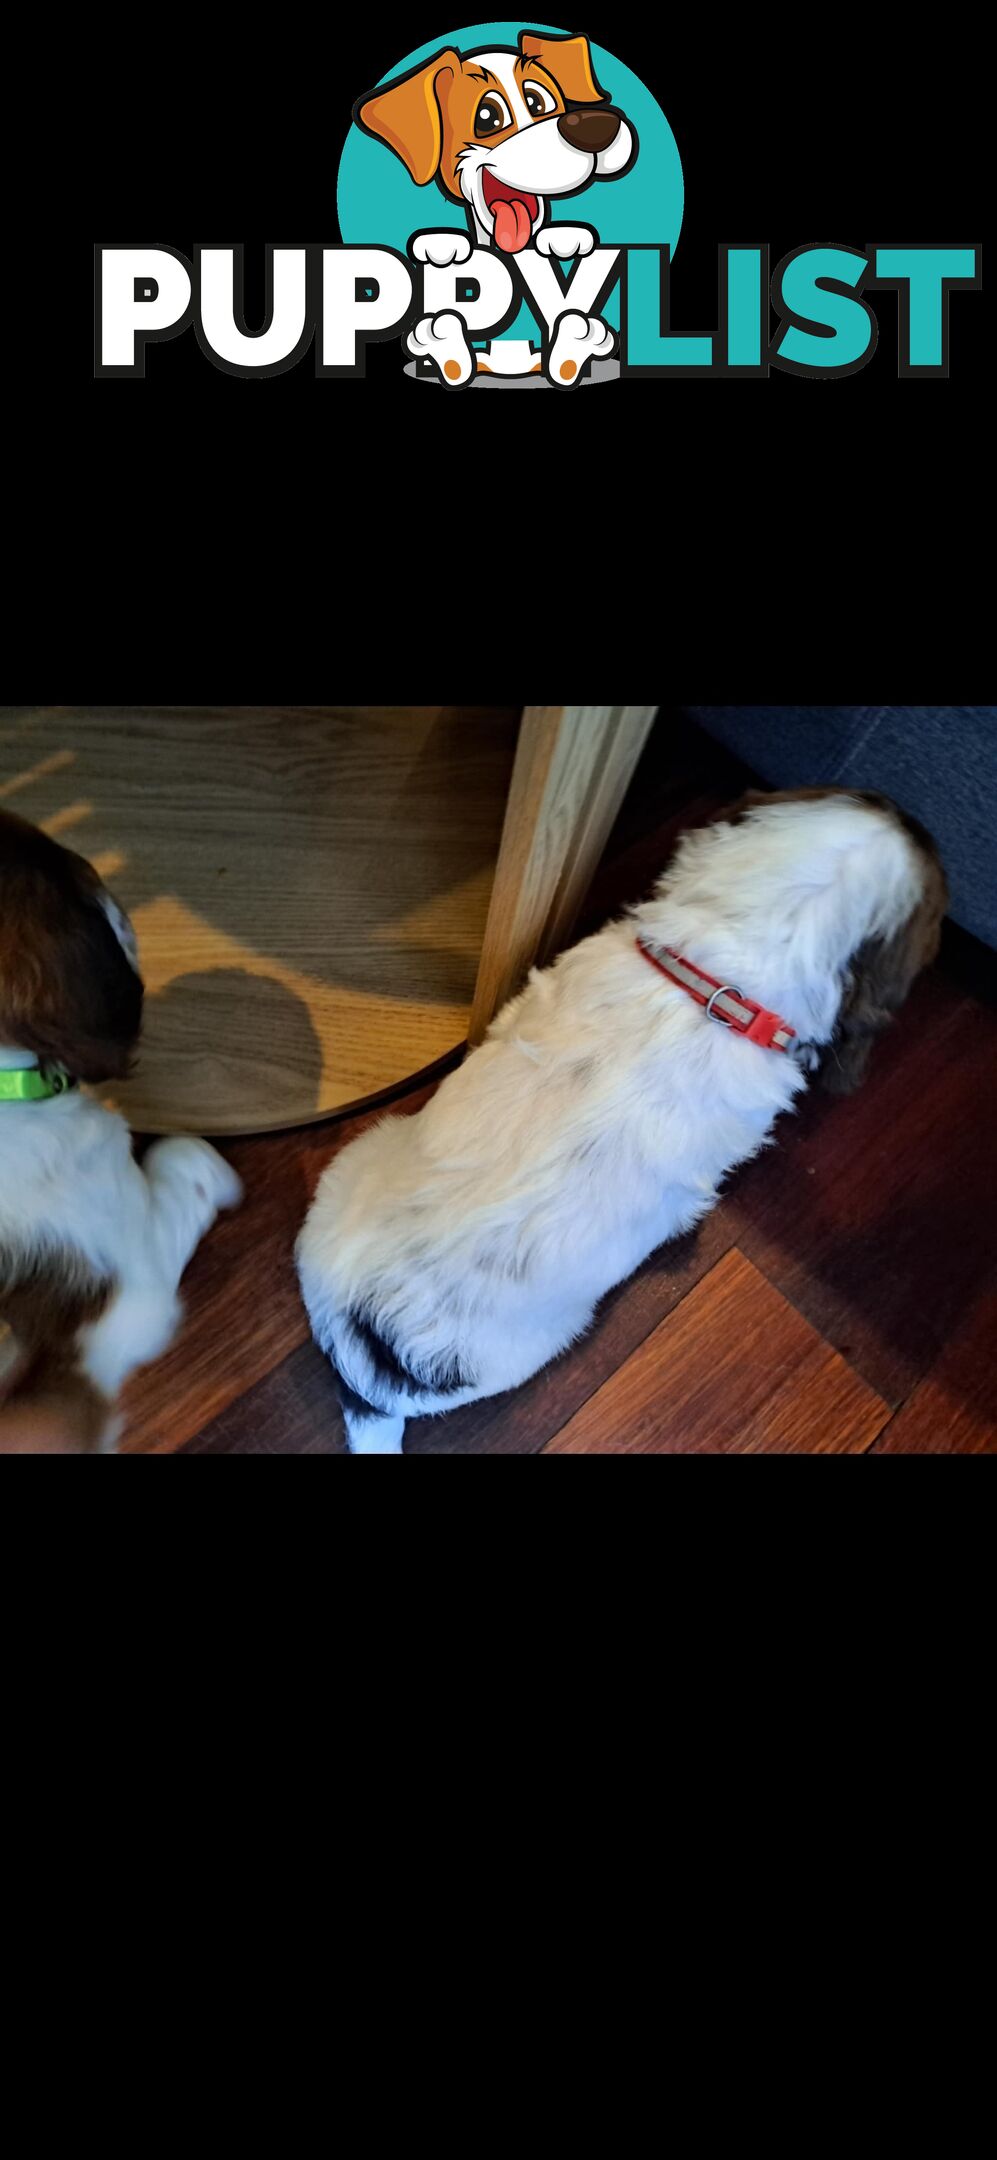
[
  {"xmin": 0, "ymin": 809, "xmax": 241, "ymax": 1452},
  {"xmin": 355, "ymin": 28, "xmax": 635, "ymax": 385}
]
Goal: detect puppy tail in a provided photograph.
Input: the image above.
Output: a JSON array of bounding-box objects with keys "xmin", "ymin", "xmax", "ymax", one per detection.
[
  {"xmin": 333, "ymin": 1367, "xmax": 406, "ymax": 1455},
  {"xmin": 343, "ymin": 1404, "xmax": 406, "ymax": 1455},
  {"xmin": 296, "ymin": 1252, "xmax": 409, "ymax": 1451}
]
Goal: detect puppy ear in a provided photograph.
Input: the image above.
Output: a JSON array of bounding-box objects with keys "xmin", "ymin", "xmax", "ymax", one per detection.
[
  {"xmin": 822, "ymin": 895, "xmax": 945, "ymax": 1095},
  {"xmin": 354, "ymin": 49, "xmax": 460, "ymax": 184},
  {"xmin": 519, "ymin": 30, "xmax": 608, "ymax": 103},
  {"xmin": 0, "ymin": 842, "xmax": 144, "ymax": 1082}
]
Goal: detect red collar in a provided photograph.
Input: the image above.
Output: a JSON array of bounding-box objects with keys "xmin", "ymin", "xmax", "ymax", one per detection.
[{"xmin": 635, "ymin": 937, "xmax": 797, "ymax": 1054}]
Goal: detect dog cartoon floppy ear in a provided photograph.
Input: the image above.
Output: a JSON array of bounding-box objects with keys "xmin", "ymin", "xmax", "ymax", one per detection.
[
  {"xmin": 518, "ymin": 28, "xmax": 610, "ymax": 103},
  {"xmin": 354, "ymin": 49, "xmax": 462, "ymax": 185}
]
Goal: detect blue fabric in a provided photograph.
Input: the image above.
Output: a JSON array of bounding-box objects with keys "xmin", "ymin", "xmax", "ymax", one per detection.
[{"xmin": 687, "ymin": 708, "xmax": 997, "ymax": 948}]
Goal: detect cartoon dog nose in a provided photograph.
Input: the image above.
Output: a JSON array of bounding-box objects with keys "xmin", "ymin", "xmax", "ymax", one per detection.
[{"xmin": 556, "ymin": 107, "xmax": 621, "ymax": 153}]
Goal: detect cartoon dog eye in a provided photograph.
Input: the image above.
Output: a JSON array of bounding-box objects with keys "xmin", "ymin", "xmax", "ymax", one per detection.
[
  {"xmin": 522, "ymin": 80, "xmax": 558, "ymax": 118},
  {"xmin": 474, "ymin": 92, "xmax": 513, "ymax": 137}
]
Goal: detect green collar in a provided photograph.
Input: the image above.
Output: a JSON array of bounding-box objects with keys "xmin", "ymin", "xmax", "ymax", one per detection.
[{"xmin": 0, "ymin": 1063, "xmax": 76, "ymax": 1103}]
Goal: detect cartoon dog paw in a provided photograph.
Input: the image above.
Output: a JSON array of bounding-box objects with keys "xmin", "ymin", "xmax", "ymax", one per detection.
[
  {"xmin": 534, "ymin": 226, "xmax": 597, "ymax": 260},
  {"xmin": 546, "ymin": 310, "xmax": 615, "ymax": 387},
  {"xmin": 411, "ymin": 232, "xmax": 473, "ymax": 268},
  {"xmin": 406, "ymin": 310, "xmax": 474, "ymax": 386}
]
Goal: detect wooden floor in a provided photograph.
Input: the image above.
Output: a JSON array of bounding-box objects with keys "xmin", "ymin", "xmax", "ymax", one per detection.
[
  {"xmin": 0, "ymin": 707, "xmax": 518, "ymax": 1133},
  {"xmin": 116, "ymin": 715, "xmax": 997, "ymax": 1454}
]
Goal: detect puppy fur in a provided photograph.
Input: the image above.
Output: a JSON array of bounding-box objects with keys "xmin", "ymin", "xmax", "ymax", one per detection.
[
  {"xmin": 0, "ymin": 809, "xmax": 241, "ymax": 1451},
  {"xmin": 297, "ymin": 789, "xmax": 947, "ymax": 1453}
]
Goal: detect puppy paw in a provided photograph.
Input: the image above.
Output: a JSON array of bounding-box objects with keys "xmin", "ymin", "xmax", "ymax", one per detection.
[
  {"xmin": 406, "ymin": 310, "xmax": 474, "ymax": 385},
  {"xmin": 410, "ymin": 232, "xmax": 473, "ymax": 268},
  {"xmin": 546, "ymin": 311, "xmax": 615, "ymax": 387},
  {"xmin": 144, "ymin": 1136, "xmax": 244, "ymax": 1213},
  {"xmin": 534, "ymin": 225, "xmax": 596, "ymax": 260}
]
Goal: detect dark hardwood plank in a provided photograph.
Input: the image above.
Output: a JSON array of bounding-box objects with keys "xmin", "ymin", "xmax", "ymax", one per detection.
[
  {"xmin": 121, "ymin": 1074, "xmax": 448, "ymax": 1452},
  {"xmin": 720, "ymin": 968, "xmax": 997, "ymax": 1406},
  {"xmin": 544, "ymin": 1249, "xmax": 891, "ymax": 1454},
  {"xmin": 874, "ymin": 1285, "xmax": 997, "ymax": 1454},
  {"xmin": 181, "ymin": 1338, "xmax": 345, "ymax": 1454}
]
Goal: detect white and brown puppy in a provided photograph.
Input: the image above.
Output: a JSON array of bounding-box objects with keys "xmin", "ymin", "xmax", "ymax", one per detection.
[
  {"xmin": 355, "ymin": 28, "xmax": 634, "ymax": 386},
  {"xmin": 0, "ymin": 810, "xmax": 241, "ymax": 1451},
  {"xmin": 298, "ymin": 790, "xmax": 947, "ymax": 1453}
]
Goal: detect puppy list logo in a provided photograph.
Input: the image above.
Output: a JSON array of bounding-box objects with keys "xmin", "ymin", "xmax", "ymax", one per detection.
[{"xmin": 94, "ymin": 20, "xmax": 982, "ymax": 385}]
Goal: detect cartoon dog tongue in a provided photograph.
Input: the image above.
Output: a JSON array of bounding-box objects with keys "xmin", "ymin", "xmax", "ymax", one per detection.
[{"xmin": 493, "ymin": 196, "xmax": 534, "ymax": 254}]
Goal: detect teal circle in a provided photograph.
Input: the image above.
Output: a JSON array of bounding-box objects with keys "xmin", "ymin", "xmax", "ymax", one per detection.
[{"xmin": 336, "ymin": 22, "xmax": 683, "ymax": 344}]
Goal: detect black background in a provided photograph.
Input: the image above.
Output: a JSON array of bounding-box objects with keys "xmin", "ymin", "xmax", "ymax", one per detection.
[{"xmin": 51, "ymin": 14, "xmax": 993, "ymax": 702}]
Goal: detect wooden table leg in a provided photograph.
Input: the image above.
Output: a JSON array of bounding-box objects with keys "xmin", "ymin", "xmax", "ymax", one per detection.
[{"xmin": 468, "ymin": 703, "xmax": 659, "ymax": 1042}]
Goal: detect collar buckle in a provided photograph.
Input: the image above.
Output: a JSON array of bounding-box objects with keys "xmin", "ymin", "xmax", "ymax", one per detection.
[
  {"xmin": 704, "ymin": 984, "xmax": 744, "ymax": 1027},
  {"xmin": 635, "ymin": 937, "xmax": 796, "ymax": 1057},
  {"xmin": 0, "ymin": 1061, "xmax": 75, "ymax": 1104},
  {"xmin": 743, "ymin": 1007, "xmax": 785, "ymax": 1050},
  {"xmin": 40, "ymin": 1061, "xmax": 72, "ymax": 1095}
]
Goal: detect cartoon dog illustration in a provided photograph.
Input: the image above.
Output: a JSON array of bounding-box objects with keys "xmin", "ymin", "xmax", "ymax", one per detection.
[{"xmin": 354, "ymin": 28, "xmax": 636, "ymax": 387}]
